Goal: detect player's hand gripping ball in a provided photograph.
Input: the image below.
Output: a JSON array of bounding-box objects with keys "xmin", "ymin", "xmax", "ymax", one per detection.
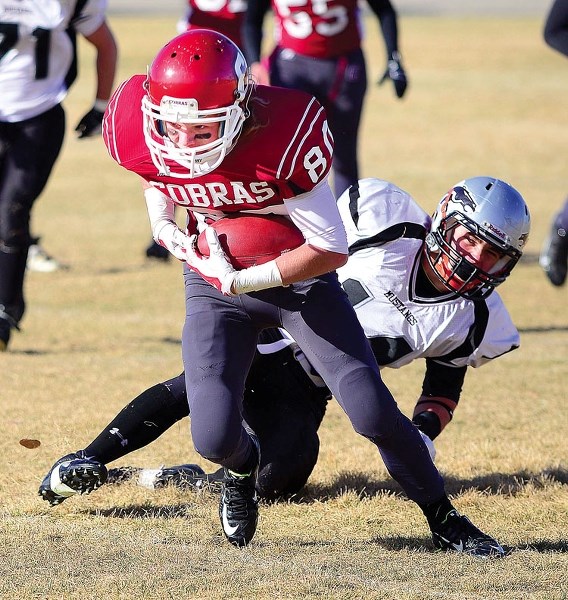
[{"xmin": 197, "ymin": 214, "xmax": 305, "ymax": 270}]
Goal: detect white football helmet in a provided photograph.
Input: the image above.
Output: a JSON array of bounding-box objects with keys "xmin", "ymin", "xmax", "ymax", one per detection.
[
  {"xmin": 425, "ymin": 177, "xmax": 531, "ymax": 299},
  {"xmin": 142, "ymin": 29, "xmax": 252, "ymax": 179}
]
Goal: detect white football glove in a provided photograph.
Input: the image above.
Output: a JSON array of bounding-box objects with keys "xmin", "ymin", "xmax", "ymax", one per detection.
[
  {"xmin": 185, "ymin": 226, "xmax": 285, "ymax": 295},
  {"xmin": 186, "ymin": 227, "xmax": 237, "ymax": 295},
  {"xmin": 154, "ymin": 221, "xmax": 192, "ymax": 261}
]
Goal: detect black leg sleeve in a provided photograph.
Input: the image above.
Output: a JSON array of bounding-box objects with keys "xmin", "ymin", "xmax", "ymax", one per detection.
[{"xmin": 84, "ymin": 373, "xmax": 189, "ymax": 464}]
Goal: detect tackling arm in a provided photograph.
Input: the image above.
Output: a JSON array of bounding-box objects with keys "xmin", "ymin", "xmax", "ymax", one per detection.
[{"xmin": 412, "ymin": 359, "xmax": 467, "ymax": 440}]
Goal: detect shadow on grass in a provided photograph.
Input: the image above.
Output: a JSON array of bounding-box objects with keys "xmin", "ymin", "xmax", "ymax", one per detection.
[
  {"xmin": 90, "ymin": 503, "xmax": 192, "ymax": 519},
  {"xmin": 85, "ymin": 466, "xmax": 567, "ymax": 555},
  {"xmin": 95, "ymin": 466, "xmax": 567, "ymax": 512},
  {"xmin": 293, "ymin": 466, "xmax": 568, "ymax": 503},
  {"xmin": 369, "ymin": 537, "xmax": 568, "ymax": 555},
  {"xmin": 517, "ymin": 325, "xmax": 568, "ymax": 333},
  {"xmin": 88, "ymin": 504, "xmax": 568, "ymax": 555}
]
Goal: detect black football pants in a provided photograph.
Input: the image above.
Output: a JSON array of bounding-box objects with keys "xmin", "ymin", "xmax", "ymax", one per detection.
[{"xmin": 0, "ymin": 104, "xmax": 65, "ymax": 323}]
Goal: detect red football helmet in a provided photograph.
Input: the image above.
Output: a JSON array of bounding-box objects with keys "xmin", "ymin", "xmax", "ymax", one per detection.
[{"xmin": 142, "ymin": 29, "xmax": 252, "ymax": 178}]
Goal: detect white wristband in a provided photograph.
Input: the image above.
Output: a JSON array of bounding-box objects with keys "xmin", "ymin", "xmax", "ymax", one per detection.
[
  {"xmin": 94, "ymin": 98, "xmax": 109, "ymax": 112},
  {"xmin": 230, "ymin": 260, "xmax": 283, "ymax": 294}
]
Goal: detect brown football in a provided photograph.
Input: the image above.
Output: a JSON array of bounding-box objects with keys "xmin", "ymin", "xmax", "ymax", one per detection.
[{"xmin": 197, "ymin": 214, "xmax": 304, "ymax": 270}]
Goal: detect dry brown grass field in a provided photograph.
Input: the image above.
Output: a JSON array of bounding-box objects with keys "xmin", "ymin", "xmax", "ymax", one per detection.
[{"xmin": 1, "ymin": 14, "xmax": 567, "ymax": 600}]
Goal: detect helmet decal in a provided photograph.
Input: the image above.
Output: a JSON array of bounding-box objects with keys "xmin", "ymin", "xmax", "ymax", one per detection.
[
  {"xmin": 450, "ymin": 185, "xmax": 477, "ymax": 213},
  {"xmin": 483, "ymin": 220, "xmax": 510, "ymax": 245}
]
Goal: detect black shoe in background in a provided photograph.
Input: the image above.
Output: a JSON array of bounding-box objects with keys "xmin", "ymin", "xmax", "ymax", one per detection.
[
  {"xmin": 145, "ymin": 240, "xmax": 171, "ymax": 262},
  {"xmin": 540, "ymin": 219, "xmax": 568, "ymax": 286}
]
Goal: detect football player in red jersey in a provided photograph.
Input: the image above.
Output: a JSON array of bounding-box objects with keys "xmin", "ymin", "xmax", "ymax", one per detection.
[
  {"xmin": 179, "ymin": 0, "xmax": 247, "ymax": 47},
  {"xmin": 45, "ymin": 30, "xmax": 504, "ymax": 555},
  {"xmin": 242, "ymin": 0, "xmax": 407, "ymax": 198},
  {"xmin": 146, "ymin": 0, "xmax": 249, "ymax": 261}
]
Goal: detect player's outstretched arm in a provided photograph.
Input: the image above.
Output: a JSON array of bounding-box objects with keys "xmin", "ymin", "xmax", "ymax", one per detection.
[{"xmin": 412, "ymin": 359, "xmax": 467, "ymax": 441}]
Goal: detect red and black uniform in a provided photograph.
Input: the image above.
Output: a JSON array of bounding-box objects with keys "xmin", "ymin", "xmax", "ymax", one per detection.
[
  {"xmin": 103, "ymin": 77, "xmax": 446, "ymax": 506},
  {"xmin": 181, "ymin": 0, "xmax": 247, "ymax": 48},
  {"xmin": 243, "ymin": 0, "xmax": 401, "ymax": 197}
]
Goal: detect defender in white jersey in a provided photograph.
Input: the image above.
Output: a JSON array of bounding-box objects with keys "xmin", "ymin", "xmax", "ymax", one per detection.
[
  {"xmin": 0, "ymin": 0, "xmax": 116, "ymax": 349},
  {"xmin": 337, "ymin": 177, "xmax": 524, "ymax": 441},
  {"xmin": 40, "ymin": 176, "xmax": 530, "ymax": 555}
]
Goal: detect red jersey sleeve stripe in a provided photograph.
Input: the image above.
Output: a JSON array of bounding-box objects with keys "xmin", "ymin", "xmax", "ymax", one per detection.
[{"xmin": 276, "ymin": 97, "xmax": 326, "ymax": 181}]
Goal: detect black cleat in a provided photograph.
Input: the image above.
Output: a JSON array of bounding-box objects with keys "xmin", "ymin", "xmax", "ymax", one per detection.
[
  {"xmin": 38, "ymin": 452, "xmax": 108, "ymax": 506},
  {"xmin": 0, "ymin": 307, "xmax": 19, "ymax": 352},
  {"xmin": 428, "ymin": 508, "xmax": 505, "ymax": 558},
  {"xmin": 540, "ymin": 220, "xmax": 568, "ymax": 286},
  {"xmin": 0, "ymin": 317, "xmax": 10, "ymax": 352},
  {"xmin": 145, "ymin": 240, "xmax": 171, "ymax": 262},
  {"xmin": 219, "ymin": 437, "xmax": 260, "ymax": 548},
  {"xmin": 106, "ymin": 466, "xmax": 141, "ymax": 485}
]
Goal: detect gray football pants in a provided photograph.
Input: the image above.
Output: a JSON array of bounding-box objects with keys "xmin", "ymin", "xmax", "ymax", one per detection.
[{"xmin": 182, "ymin": 269, "xmax": 445, "ymax": 505}]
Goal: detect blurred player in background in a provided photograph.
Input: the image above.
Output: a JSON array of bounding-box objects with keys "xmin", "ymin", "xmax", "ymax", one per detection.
[
  {"xmin": 178, "ymin": 0, "xmax": 246, "ymax": 46},
  {"xmin": 539, "ymin": 0, "xmax": 568, "ymax": 286},
  {"xmin": 146, "ymin": 0, "xmax": 248, "ymax": 262},
  {"xmin": 0, "ymin": 0, "xmax": 117, "ymax": 350},
  {"xmin": 242, "ymin": 0, "xmax": 408, "ymax": 198}
]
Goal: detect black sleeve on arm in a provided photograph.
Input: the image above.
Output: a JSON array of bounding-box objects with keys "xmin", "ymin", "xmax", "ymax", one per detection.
[
  {"xmin": 242, "ymin": 0, "xmax": 271, "ymax": 64},
  {"xmin": 422, "ymin": 358, "xmax": 467, "ymax": 403},
  {"xmin": 366, "ymin": 0, "xmax": 399, "ymax": 57}
]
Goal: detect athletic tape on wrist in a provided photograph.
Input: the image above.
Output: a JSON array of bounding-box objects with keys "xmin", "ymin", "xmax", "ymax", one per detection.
[{"xmin": 232, "ymin": 260, "xmax": 283, "ymax": 294}]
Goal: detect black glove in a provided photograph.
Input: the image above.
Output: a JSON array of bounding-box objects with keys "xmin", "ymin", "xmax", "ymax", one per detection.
[
  {"xmin": 75, "ymin": 107, "xmax": 105, "ymax": 138},
  {"xmin": 378, "ymin": 51, "xmax": 408, "ymax": 99}
]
